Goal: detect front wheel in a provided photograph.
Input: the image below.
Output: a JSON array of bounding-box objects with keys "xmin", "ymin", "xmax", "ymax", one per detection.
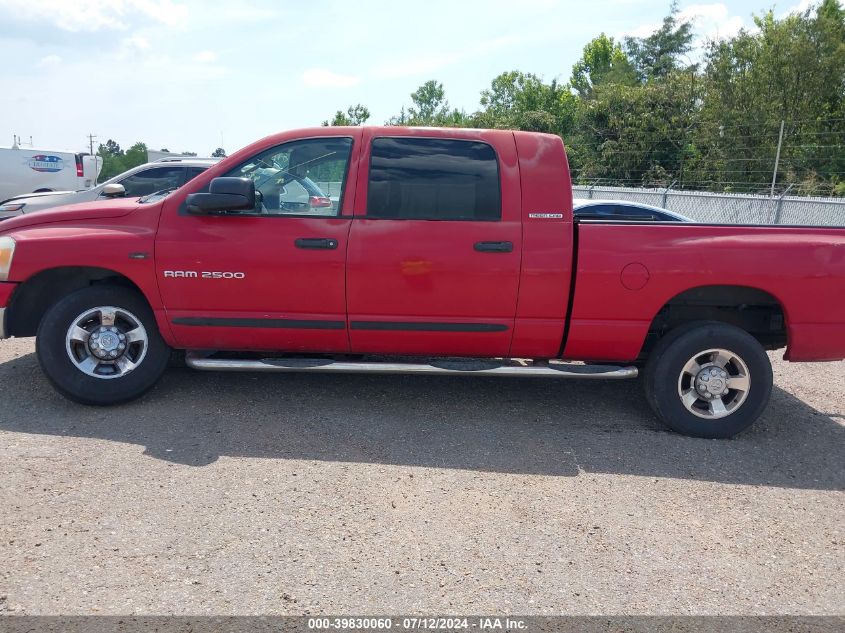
[
  {"xmin": 36, "ymin": 286, "xmax": 171, "ymax": 405},
  {"xmin": 644, "ymin": 322, "xmax": 773, "ymax": 438}
]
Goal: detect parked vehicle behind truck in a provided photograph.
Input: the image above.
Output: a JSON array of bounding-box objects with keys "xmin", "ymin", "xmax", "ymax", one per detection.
[
  {"xmin": 1, "ymin": 127, "xmax": 844, "ymax": 438},
  {"xmin": 0, "ymin": 145, "xmax": 101, "ymax": 202},
  {"xmin": 0, "ymin": 157, "xmax": 219, "ymax": 220}
]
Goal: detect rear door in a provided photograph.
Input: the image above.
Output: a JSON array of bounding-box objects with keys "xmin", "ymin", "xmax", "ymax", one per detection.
[{"xmin": 346, "ymin": 130, "xmax": 522, "ymax": 357}]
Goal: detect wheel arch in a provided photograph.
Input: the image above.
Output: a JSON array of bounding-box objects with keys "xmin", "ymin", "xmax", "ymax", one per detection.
[
  {"xmin": 7, "ymin": 266, "xmax": 148, "ymax": 338},
  {"xmin": 640, "ymin": 284, "xmax": 788, "ymax": 360}
]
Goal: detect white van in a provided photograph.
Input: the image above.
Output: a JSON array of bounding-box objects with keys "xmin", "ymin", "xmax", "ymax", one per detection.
[{"xmin": 0, "ymin": 146, "xmax": 102, "ymax": 202}]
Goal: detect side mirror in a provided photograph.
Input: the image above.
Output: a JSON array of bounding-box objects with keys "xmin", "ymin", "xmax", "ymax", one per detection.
[
  {"xmin": 102, "ymin": 183, "xmax": 126, "ymax": 198},
  {"xmin": 185, "ymin": 177, "xmax": 256, "ymax": 215}
]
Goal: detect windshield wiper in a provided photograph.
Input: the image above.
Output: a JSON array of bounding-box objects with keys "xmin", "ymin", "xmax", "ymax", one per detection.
[{"xmin": 138, "ymin": 187, "xmax": 179, "ymax": 203}]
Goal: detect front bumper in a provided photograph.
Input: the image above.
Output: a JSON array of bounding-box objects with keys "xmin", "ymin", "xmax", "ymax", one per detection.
[{"xmin": 0, "ymin": 282, "xmax": 18, "ymax": 339}]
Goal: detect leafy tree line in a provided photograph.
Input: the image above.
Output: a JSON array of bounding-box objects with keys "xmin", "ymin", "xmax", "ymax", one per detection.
[{"xmin": 322, "ymin": 0, "xmax": 845, "ymax": 196}]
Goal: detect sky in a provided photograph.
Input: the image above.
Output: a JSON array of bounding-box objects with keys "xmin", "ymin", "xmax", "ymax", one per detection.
[{"xmin": 0, "ymin": 0, "xmax": 819, "ymax": 156}]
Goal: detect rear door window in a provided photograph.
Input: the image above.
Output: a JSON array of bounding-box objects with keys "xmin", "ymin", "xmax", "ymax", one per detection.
[{"xmin": 367, "ymin": 137, "xmax": 500, "ymax": 221}]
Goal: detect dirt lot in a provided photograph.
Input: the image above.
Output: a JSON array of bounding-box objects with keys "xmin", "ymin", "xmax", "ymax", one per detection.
[{"xmin": 0, "ymin": 337, "xmax": 842, "ymax": 615}]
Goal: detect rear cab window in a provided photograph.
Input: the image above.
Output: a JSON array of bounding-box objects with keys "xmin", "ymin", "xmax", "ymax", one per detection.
[{"xmin": 367, "ymin": 137, "xmax": 501, "ymax": 221}]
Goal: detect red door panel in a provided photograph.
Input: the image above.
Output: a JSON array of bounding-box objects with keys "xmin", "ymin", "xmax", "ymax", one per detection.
[
  {"xmin": 156, "ymin": 215, "xmax": 351, "ymax": 352},
  {"xmin": 154, "ymin": 129, "xmax": 362, "ymax": 353},
  {"xmin": 346, "ymin": 128, "xmax": 522, "ymax": 357}
]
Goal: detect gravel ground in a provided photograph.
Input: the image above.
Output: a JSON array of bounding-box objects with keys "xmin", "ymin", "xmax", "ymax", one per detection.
[{"xmin": 0, "ymin": 337, "xmax": 842, "ymax": 616}]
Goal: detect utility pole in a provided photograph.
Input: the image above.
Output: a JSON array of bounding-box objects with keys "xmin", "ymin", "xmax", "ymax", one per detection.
[
  {"xmin": 87, "ymin": 133, "xmax": 99, "ymax": 184},
  {"xmin": 770, "ymin": 120, "xmax": 785, "ymax": 197}
]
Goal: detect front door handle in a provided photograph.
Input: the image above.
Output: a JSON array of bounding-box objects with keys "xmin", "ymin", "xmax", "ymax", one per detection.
[
  {"xmin": 295, "ymin": 238, "xmax": 338, "ymax": 250},
  {"xmin": 474, "ymin": 241, "xmax": 513, "ymax": 253}
]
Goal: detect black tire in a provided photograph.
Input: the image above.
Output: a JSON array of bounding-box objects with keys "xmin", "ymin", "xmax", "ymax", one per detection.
[
  {"xmin": 643, "ymin": 321, "xmax": 773, "ymax": 439},
  {"xmin": 36, "ymin": 286, "xmax": 170, "ymax": 405}
]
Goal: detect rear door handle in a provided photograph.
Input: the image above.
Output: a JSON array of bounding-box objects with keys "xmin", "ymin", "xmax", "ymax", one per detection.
[
  {"xmin": 474, "ymin": 241, "xmax": 513, "ymax": 253},
  {"xmin": 295, "ymin": 238, "xmax": 338, "ymax": 250}
]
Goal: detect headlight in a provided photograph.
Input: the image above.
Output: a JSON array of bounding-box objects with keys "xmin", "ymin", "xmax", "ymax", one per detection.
[
  {"xmin": 0, "ymin": 236, "xmax": 15, "ymax": 281},
  {"xmin": 0, "ymin": 203, "xmax": 25, "ymax": 213}
]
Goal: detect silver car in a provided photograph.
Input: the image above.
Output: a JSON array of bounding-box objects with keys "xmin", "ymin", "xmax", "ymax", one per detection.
[
  {"xmin": 573, "ymin": 198, "xmax": 693, "ymax": 222},
  {"xmin": 0, "ymin": 157, "xmax": 220, "ymax": 220}
]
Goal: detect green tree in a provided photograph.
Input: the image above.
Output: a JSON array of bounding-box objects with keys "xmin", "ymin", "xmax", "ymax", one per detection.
[
  {"xmin": 124, "ymin": 142, "xmax": 148, "ymax": 167},
  {"xmin": 689, "ymin": 0, "xmax": 845, "ymax": 193},
  {"xmin": 409, "ymin": 80, "xmax": 448, "ymax": 122},
  {"xmin": 322, "ymin": 104, "xmax": 371, "ymax": 126},
  {"xmin": 571, "ymin": 34, "xmax": 637, "ymax": 97},
  {"xmin": 211, "ymin": 147, "xmax": 227, "ymax": 158},
  {"xmin": 96, "ymin": 140, "xmax": 148, "ymax": 182},
  {"xmin": 570, "ymin": 72, "xmax": 701, "ymax": 187},
  {"xmin": 389, "ymin": 80, "xmax": 469, "ymax": 126},
  {"xmin": 101, "ymin": 139, "xmax": 122, "ymax": 156},
  {"xmin": 476, "ymin": 71, "xmax": 577, "ymax": 135},
  {"xmin": 625, "ymin": 1, "xmax": 695, "ymax": 81}
]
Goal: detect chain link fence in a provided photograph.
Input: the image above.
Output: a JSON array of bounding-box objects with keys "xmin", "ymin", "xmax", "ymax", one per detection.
[
  {"xmin": 311, "ymin": 181, "xmax": 845, "ymax": 225},
  {"xmin": 573, "ymin": 185, "xmax": 845, "ymax": 226}
]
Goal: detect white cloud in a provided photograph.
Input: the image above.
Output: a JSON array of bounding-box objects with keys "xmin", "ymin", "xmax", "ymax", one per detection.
[
  {"xmin": 301, "ymin": 68, "xmax": 360, "ymax": 88},
  {"xmin": 36, "ymin": 54, "xmax": 63, "ymax": 68},
  {"xmin": 488, "ymin": 0, "xmax": 560, "ymax": 9},
  {"xmin": 35, "ymin": 55, "xmax": 62, "ymax": 68},
  {"xmin": 194, "ymin": 50, "xmax": 217, "ymax": 63},
  {"xmin": 0, "ymin": 0, "xmax": 188, "ymax": 32},
  {"xmin": 114, "ymin": 34, "xmax": 152, "ymax": 60},
  {"xmin": 781, "ymin": 0, "xmax": 817, "ymax": 17},
  {"xmin": 125, "ymin": 35, "xmax": 151, "ymax": 49},
  {"xmin": 680, "ymin": 3, "xmax": 745, "ymax": 41},
  {"xmin": 620, "ymin": 3, "xmax": 745, "ymax": 44},
  {"xmin": 623, "ymin": 21, "xmax": 661, "ymax": 39},
  {"xmin": 372, "ymin": 35, "xmax": 520, "ymax": 80},
  {"xmin": 130, "ymin": 0, "xmax": 187, "ymax": 26}
]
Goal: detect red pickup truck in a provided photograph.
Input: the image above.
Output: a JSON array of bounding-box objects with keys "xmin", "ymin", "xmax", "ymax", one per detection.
[{"xmin": 1, "ymin": 127, "xmax": 844, "ymax": 438}]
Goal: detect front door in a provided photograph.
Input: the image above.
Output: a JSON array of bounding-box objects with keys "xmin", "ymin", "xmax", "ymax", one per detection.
[
  {"xmin": 155, "ymin": 132, "xmax": 361, "ymax": 353},
  {"xmin": 346, "ymin": 131, "xmax": 522, "ymax": 357}
]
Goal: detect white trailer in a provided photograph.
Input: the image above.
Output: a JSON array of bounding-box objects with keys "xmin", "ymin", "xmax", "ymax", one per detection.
[{"xmin": 0, "ymin": 145, "xmax": 102, "ymax": 202}]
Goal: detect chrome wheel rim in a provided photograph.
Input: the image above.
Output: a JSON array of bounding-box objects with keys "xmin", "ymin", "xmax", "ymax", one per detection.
[
  {"xmin": 677, "ymin": 348, "xmax": 751, "ymax": 420},
  {"xmin": 65, "ymin": 306, "xmax": 148, "ymax": 380}
]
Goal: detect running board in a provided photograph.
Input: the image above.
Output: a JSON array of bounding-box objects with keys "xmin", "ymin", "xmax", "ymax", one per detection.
[{"xmin": 185, "ymin": 354, "xmax": 638, "ymax": 379}]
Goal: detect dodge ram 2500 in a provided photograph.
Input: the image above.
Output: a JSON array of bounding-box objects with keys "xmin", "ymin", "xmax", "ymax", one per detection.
[{"xmin": 1, "ymin": 127, "xmax": 844, "ymax": 438}]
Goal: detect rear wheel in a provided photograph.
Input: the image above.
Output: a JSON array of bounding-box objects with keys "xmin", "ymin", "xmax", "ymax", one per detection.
[
  {"xmin": 36, "ymin": 286, "xmax": 170, "ymax": 405},
  {"xmin": 644, "ymin": 322, "xmax": 773, "ymax": 438}
]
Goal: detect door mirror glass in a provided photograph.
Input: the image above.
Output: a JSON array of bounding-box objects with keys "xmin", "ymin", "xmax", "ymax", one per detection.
[{"xmin": 185, "ymin": 177, "xmax": 256, "ymax": 215}]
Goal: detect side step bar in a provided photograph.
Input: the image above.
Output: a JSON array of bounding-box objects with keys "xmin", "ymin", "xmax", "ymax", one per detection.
[{"xmin": 185, "ymin": 354, "xmax": 638, "ymax": 380}]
